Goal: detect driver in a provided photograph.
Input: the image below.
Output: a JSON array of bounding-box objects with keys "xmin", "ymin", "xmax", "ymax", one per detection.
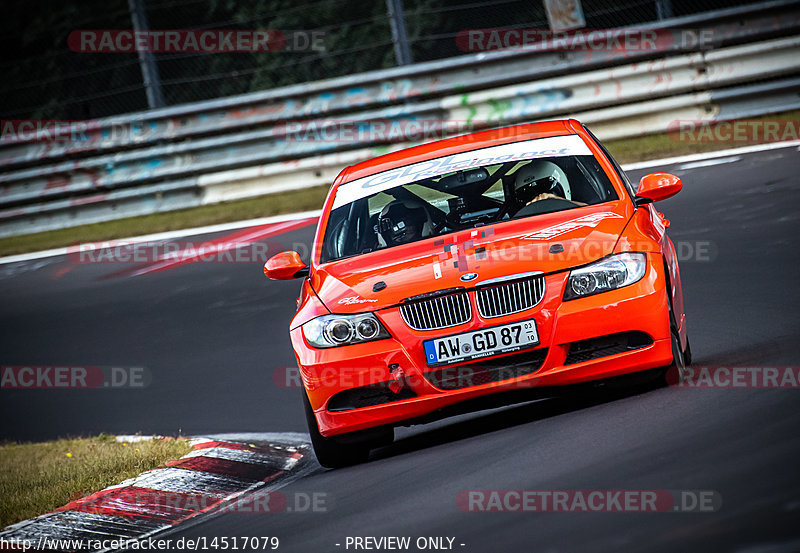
[
  {"xmin": 378, "ymin": 200, "xmax": 429, "ymax": 246},
  {"xmin": 514, "ymin": 160, "xmax": 573, "ymax": 206}
]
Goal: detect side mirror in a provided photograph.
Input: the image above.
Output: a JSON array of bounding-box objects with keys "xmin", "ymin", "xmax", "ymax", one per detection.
[
  {"xmin": 264, "ymin": 251, "xmax": 309, "ymax": 280},
  {"xmin": 635, "ymin": 172, "xmax": 682, "ymax": 205}
]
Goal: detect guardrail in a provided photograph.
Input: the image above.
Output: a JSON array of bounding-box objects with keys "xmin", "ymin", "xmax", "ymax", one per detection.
[{"xmin": 1, "ymin": 0, "xmax": 799, "ymax": 238}]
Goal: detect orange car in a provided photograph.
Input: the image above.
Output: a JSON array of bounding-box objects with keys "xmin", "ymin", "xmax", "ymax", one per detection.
[{"xmin": 265, "ymin": 119, "xmax": 689, "ymax": 467}]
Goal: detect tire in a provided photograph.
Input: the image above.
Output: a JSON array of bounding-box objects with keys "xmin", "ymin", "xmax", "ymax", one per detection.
[
  {"xmin": 669, "ymin": 326, "xmax": 686, "ymax": 371},
  {"xmin": 683, "ymin": 336, "xmax": 692, "ymax": 367},
  {"xmin": 654, "ymin": 327, "xmax": 686, "ymax": 388},
  {"xmin": 302, "ymin": 391, "xmax": 372, "ymax": 468},
  {"xmin": 659, "ymin": 260, "xmax": 689, "ymax": 386}
]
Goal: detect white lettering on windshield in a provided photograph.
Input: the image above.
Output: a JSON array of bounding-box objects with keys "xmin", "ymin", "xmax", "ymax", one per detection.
[{"xmin": 332, "ymin": 135, "xmax": 591, "ymax": 209}]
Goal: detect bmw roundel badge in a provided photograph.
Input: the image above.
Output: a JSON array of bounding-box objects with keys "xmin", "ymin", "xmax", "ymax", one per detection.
[{"xmin": 460, "ymin": 272, "xmax": 479, "ymax": 282}]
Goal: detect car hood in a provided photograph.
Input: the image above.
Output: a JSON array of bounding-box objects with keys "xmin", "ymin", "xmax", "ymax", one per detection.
[{"xmin": 311, "ymin": 203, "xmax": 632, "ymax": 313}]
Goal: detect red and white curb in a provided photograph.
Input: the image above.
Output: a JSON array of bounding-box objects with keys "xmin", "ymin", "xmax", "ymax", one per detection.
[{"xmin": 0, "ymin": 435, "xmax": 312, "ymax": 552}]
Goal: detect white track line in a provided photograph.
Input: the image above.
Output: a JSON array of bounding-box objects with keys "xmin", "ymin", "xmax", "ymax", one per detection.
[
  {"xmin": 2, "ymin": 139, "xmax": 798, "ymax": 266},
  {"xmin": 0, "ymin": 210, "xmax": 321, "ymax": 265},
  {"xmin": 621, "ymin": 140, "xmax": 800, "ymax": 171},
  {"xmin": 677, "ymin": 156, "xmax": 742, "ymax": 170}
]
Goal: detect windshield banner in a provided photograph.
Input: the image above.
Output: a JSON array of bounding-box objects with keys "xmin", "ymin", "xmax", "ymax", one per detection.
[{"xmin": 332, "ymin": 134, "xmax": 592, "ymax": 209}]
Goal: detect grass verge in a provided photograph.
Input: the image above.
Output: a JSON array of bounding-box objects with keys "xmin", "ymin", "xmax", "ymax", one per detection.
[
  {"xmin": 1, "ymin": 109, "xmax": 797, "ymax": 257},
  {"xmin": 604, "ymin": 109, "xmax": 799, "ymax": 163},
  {"xmin": 0, "ymin": 434, "xmax": 192, "ymax": 528}
]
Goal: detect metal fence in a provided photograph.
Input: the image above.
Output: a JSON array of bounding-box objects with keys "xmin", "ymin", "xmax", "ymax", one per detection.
[{"xmin": 1, "ymin": 0, "xmax": 777, "ymax": 120}]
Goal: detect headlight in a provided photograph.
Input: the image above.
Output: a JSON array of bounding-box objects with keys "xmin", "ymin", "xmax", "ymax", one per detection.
[
  {"xmin": 302, "ymin": 313, "xmax": 390, "ymax": 348},
  {"xmin": 563, "ymin": 253, "xmax": 647, "ymax": 300}
]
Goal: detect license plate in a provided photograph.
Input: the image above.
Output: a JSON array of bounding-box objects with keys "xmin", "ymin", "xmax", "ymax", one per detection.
[{"xmin": 423, "ymin": 319, "xmax": 539, "ymax": 367}]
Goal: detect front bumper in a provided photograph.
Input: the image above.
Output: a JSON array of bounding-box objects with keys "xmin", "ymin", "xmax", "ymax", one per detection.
[{"xmin": 292, "ymin": 257, "xmax": 672, "ymax": 437}]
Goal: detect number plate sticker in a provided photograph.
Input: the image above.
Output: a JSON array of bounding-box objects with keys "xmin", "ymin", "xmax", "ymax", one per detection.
[{"xmin": 423, "ymin": 319, "xmax": 539, "ymax": 367}]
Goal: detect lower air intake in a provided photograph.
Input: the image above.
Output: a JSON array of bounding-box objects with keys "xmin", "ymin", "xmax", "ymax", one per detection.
[
  {"xmin": 564, "ymin": 331, "xmax": 653, "ymax": 365},
  {"xmin": 424, "ymin": 348, "xmax": 548, "ymax": 390},
  {"xmin": 327, "ymin": 383, "xmax": 416, "ymax": 411}
]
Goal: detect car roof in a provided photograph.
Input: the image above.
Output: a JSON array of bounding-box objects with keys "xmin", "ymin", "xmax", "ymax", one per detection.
[{"xmin": 339, "ymin": 119, "xmax": 580, "ymax": 184}]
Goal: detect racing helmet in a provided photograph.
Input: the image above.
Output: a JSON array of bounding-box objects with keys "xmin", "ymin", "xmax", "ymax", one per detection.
[
  {"xmin": 377, "ymin": 200, "xmax": 430, "ymax": 246},
  {"xmin": 514, "ymin": 160, "xmax": 571, "ymax": 201}
]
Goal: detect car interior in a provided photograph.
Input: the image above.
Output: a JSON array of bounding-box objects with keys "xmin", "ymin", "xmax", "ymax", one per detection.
[{"xmin": 322, "ymin": 155, "xmax": 619, "ymax": 263}]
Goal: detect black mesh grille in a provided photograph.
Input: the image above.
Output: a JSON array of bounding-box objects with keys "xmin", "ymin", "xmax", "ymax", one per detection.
[
  {"xmin": 424, "ymin": 348, "xmax": 548, "ymax": 390},
  {"xmin": 564, "ymin": 332, "xmax": 653, "ymax": 365},
  {"xmin": 327, "ymin": 383, "xmax": 416, "ymax": 411}
]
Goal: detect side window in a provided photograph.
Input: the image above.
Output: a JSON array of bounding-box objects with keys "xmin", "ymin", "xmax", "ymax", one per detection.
[{"xmin": 583, "ymin": 126, "xmax": 637, "ymax": 199}]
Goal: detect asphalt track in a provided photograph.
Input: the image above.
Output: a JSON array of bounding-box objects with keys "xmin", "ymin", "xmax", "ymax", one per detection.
[{"xmin": 1, "ymin": 146, "xmax": 800, "ymax": 552}]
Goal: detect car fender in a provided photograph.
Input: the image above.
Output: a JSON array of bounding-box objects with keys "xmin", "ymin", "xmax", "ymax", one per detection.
[
  {"xmin": 613, "ymin": 204, "xmax": 686, "ymax": 347},
  {"xmin": 290, "ymin": 279, "xmax": 330, "ymax": 331}
]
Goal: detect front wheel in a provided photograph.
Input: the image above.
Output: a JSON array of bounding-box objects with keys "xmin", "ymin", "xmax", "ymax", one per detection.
[
  {"xmin": 658, "ymin": 329, "xmax": 686, "ymax": 386},
  {"xmin": 660, "ymin": 314, "xmax": 690, "ymax": 387},
  {"xmin": 683, "ymin": 336, "xmax": 692, "ymax": 366},
  {"xmin": 303, "ymin": 391, "xmax": 388, "ymax": 468},
  {"xmin": 660, "ymin": 261, "xmax": 690, "ymax": 386},
  {"xmin": 669, "ymin": 327, "xmax": 686, "ymax": 372}
]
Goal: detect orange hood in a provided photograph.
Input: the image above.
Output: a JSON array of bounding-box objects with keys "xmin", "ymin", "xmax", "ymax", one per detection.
[{"xmin": 311, "ymin": 203, "xmax": 632, "ymax": 313}]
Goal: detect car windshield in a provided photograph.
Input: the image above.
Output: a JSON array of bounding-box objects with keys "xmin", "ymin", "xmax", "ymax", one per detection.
[{"xmin": 321, "ymin": 135, "xmax": 619, "ymax": 263}]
